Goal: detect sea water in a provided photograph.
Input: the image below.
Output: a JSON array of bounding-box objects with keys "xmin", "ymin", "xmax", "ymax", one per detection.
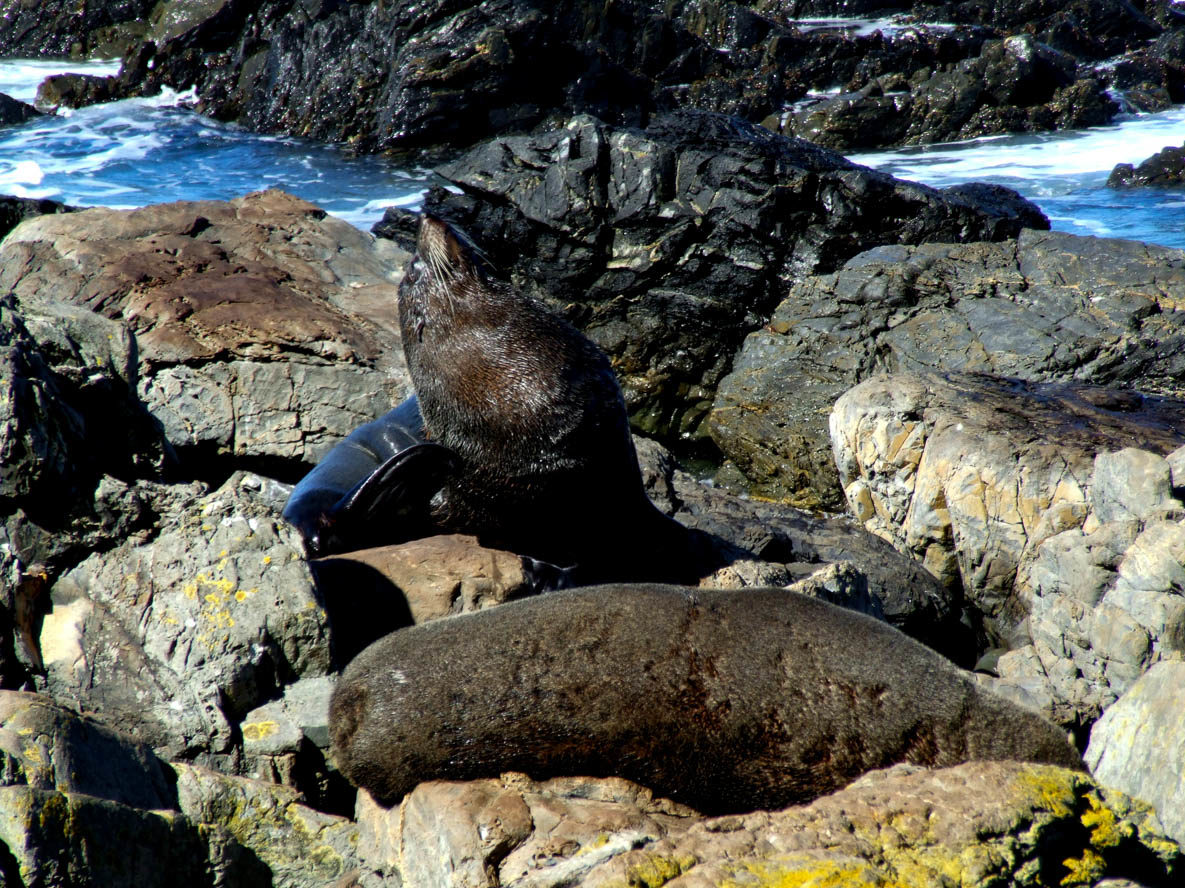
[
  {"xmin": 849, "ymin": 107, "xmax": 1185, "ymax": 250},
  {"xmin": 0, "ymin": 58, "xmax": 435, "ymax": 230},
  {"xmin": 2, "ymin": 56, "xmax": 1185, "ymax": 247}
]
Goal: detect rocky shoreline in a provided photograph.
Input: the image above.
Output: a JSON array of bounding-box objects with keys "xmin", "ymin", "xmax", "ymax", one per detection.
[
  {"xmin": 7, "ymin": 1, "xmax": 1185, "ymax": 159},
  {"xmin": 3, "ymin": 3, "xmax": 1185, "ymax": 887}
]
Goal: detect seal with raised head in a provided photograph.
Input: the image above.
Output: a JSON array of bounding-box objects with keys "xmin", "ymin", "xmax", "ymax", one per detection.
[
  {"xmin": 329, "ymin": 584, "xmax": 1083, "ymax": 814},
  {"xmin": 284, "ymin": 214, "xmax": 717, "ymax": 582}
]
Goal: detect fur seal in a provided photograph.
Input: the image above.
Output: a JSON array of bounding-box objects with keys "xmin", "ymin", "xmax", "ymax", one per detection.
[
  {"xmin": 285, "ymin": 215, "xmax": 717, "ymax": 582},
  {"xmin": 329, "ymin": 584, "xmax": 1083, "ymax": 813}
]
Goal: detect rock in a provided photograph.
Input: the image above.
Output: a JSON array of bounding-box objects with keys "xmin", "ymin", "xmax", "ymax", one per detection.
[
  {"xmin": 1086, "ymin": 660, "xmax": 1185, "ymax": 847},
  {"xmin": 313, "ymin": 534, "xmax": 536, "ymax": 624},
  {"xmin": 778, "ymin": 561, "xmax": 884, "ymax": 620},
  {"xmin": 0, "ymin": 0, "xmax": 154, "ymax": 58},
  {"xmin": 1092, "ymin": 448, "xmax": 1178, "ymax": 524},
  {"xmin": 829, "ymin": 371, "xmax": 1185, "ymax": 648},
  {"xmin": 0, "ymin": 190, "xmax": 414, "ymax": 474},
  {"xmin": 913, "ymin": 0, "xmax": 1161, "ymax": 59},
  {"xmin": 375, "ymin": 775, "xmax": 695, "ymax": 888},
  {"xmin": 94, "ymin": 0, "xmax": 1162, "ymax": 156},
  {"xmin": 0, "ymin": 764, "xmax": 361, "ymax": 888},
  {"xmin": 242, "ymin": 675, "xmax": 335, "ymax": 757},
  {"xmin": 354, "ymin": 762, "xmax": 1181, "ymax": 888},
  {"xmin": 109, "ymin": 0, "xmax": 796, "ymax": 154},
  {"xmin": 239, "ymin": 674, "xmax": 354, "ymax": 814},
  {"xmin": 637, "ymin": 437, "xmax": 960, "ymax": 651},
  {"xmin": 635, "ymin": 436, "xmax": 963, "ymax": 659},
  {"xmin": 0, "ymin": 286, "xmax": 183, "ymax": 624},
  {"xmin": 0, "ymin": 690, "xmax": 174, "ymax": 809},
  {"xmin": 38, "ymin": 473, "xmax": 331, "ymax": 767},
  {"xmin": 1109, "ymin": 145, "xmax": 1185, "ymax": 188},
  {"xmin": 34, "ymin": 73, "xmax": 122, "ymax": 110},
  {"xmin": 0, "ymin": 93, "xmax": 42, "ymax": 126},
  {"xmin": 997, "ymin": 507, "xmax": 1185, "ymax": 732},
  {"xmin": 172, "ymin": 762, "xmax": 363, "ymax": 888},
  {"xmin": 787, "ymin": 35, "xmax": 1118, "ymax": 150},
  {"xmin": 0, "ymin": 195, "xmax": 75, "ymax": 242},
  {"xmin": 387, "ymin": 110, "xmax": 1045, "ymax": 442},
  {"xmin": 712, "ymin": 230, "xmax": 1185, "ymax": 510},
  {"xmin": 0, "ymin": 785, "xmax": 226, "ymax": 887}
]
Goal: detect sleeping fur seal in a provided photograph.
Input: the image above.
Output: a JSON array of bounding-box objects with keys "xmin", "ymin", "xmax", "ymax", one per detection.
[{"xmin": 329, "ymin": 584, "xmax": 1082, "ymax": 814}]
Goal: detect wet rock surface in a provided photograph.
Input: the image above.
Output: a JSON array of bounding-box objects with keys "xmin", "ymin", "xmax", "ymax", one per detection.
[
  {"xmin": 783, "ymin": 34, "xmax": 1118, "ymax": 151},
  {"xmin": 1109, "ymin": 144, "xmax": 1185, "ymax": 188},
  {"xmin": 0, "ymin": 0, "xmax": 155, "ymax": 59},
  {"xmin": 0, "ymin": 92, "xmax": 41, "ymax": 126},
  {"xmin": 44, "ymin": 0, "xmax": 1177, "ymax": 158}
]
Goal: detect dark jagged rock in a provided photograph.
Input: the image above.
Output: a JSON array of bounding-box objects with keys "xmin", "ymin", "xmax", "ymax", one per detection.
[
  {"xmin": 0, "ymin": 0, "xmax": 155, "ymax": 59},
  {"xmin": 1109, "ymin": 145, "xmax": 1185, "ymax": 188},
  {"xmin": 0, "ymin": 196, "xmax": 75, "ymax": 242},
  {"xmin": 86, "ymin": 0, "xmax": 1165, "ymax": 158},
  {"xmin": 0, "ymin": 93, "xmax": 42, "ymax": 127},
  {"xmin": 785, "ymin": 36, "xmax": 1118, "ymax": 150},
  {"xmin": 108, "ymin": 0, "xmax": 797, "ymax": 155},
  {"xmin": 375, "ymin": 110, "xmax": 1045, "ymax": 443},
  {"xmin": 911, "ymin": 0, "xmax": 1162, "ymax": 59}
]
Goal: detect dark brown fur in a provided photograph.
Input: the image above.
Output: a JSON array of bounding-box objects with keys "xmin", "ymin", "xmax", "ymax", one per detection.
[
  {"xmin": 329, "ymin": 585, "xmax": 1083, "ymax": 813},
  {"xmin": 398, "ymin": 216, "xmax": 708, "ymax": 580}
]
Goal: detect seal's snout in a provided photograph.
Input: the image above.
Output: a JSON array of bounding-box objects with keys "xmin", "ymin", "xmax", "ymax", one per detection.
[{"xmin": 416, "ymin": 214, "xmax": 469, "ymax": 283}]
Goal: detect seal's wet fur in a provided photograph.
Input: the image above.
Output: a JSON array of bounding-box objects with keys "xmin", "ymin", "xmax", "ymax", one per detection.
[
  {"xmin": 330, "ymin": 584, "xmax": 1083, "ymax": 814},
  {"xmin": 397, "ymin": 216, "xmax": 708, "ymax": 580}
]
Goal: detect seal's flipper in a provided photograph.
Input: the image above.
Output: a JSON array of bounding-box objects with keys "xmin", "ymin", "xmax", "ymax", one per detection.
[
  {"xmin": 296, "ymin": 443, "xmax": 459, "ymax": 558},
  {"xmin": 283, "ymin": 396, "xmax": 454, "ymax": 557},
  {"xmin": 338, "ymin": 442, "xmax": 459, "ymax": 524}
]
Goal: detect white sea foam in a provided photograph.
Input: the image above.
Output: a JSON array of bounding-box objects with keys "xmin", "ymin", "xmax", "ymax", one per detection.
[
  {"xmin": 333, "ymin": 190, "xmax": 429, "ymax": 229},
  {"xmin": 848, "ymin": 106, "xmax": 1185, "ymax": 188},
  {"xmin": 790, "ymin": 16, "xmax": 956, "ymax": 38}
]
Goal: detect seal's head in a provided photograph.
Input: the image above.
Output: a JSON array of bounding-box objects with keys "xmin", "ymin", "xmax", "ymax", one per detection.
[{"xmin": 399, "ymin": 215, "xmax": 494, "ymax": 329}]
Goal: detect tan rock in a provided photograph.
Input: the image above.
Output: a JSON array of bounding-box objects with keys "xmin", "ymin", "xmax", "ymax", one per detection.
[
  {"xmin": 1087, "ymin": 660, "xmax": 1185, "ymax": 847},
  {"xmin": 315, "ymin": 534, "xmax": 532, "ymax": 624},
  {"xmin": 830, "ymin": 371, "xmax": 1185, "ymax": 643},
  {"xmin": 0, "ymin": 190, "xmax": 414, "ymax": 465},
  {"xmin": 348, "ymin": 764, "xmax": 1181, "ymax": 887}
]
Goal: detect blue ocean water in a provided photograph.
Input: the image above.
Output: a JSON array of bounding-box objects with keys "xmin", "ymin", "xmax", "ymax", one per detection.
[
  {"xmin": 849, "ymin": 106, "xmax": 1185, "ymax": 251},
  {"xmin": 2, "ymin": 56, "xmax": 1185, "ymax": 247},
  {"xmin": 0, "ymin": 59, "xmax": 435, "ymax": 230}
]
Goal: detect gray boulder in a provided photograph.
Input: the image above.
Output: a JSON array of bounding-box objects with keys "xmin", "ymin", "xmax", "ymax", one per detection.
[
  {"xmin": 1087, "ymin": 660, "xmax": 1185, "ymax": 848},
  {"xmin": 713, "ymin": 230, "xmax": 1185, "ymax": 509},
  {"xmin": 0, "ymin": 189, "xmax": 413, "ymax": 473},
  {"xmin": 829, "ymin": 372, "xmax": 1185, "ymax": 650},
  {"xmin": 38, "ymin": 473, "xmax": 330, "ymax": 767}
]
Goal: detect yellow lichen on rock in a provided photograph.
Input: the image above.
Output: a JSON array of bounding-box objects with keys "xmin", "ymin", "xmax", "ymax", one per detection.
[
  {"xmin": 623, "ymin": 851, "xmax": 697, "ymax": 887},
  {"xmin": 241, "ymin": 720, "xmax": 279, "ymax": 742},
  {"xmin": 718, "ymin": 856, "xmax": 900, "ymax": 888}
]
